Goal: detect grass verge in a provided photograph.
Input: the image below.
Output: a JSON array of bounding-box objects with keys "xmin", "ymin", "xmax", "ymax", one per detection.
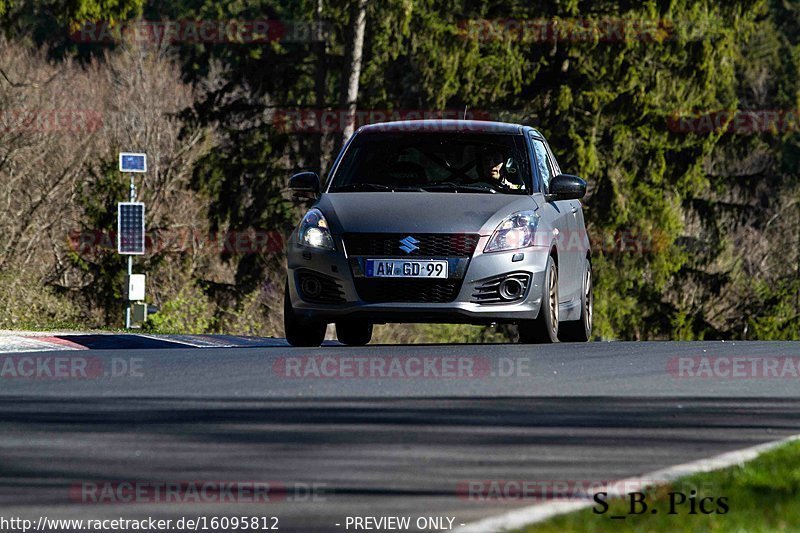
[{"xmin": 519, "ymin": 439, "xmax": 800, "ymax": 532}]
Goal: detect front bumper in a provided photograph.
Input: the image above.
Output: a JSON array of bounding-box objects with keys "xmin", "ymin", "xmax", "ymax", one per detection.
[{"xmin": 287, "ymin": 234, "xmax": 552, "ymax": 325}]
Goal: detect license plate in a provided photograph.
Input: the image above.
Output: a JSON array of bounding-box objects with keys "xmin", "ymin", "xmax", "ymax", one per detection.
[{"xmin": 365, "ymin": 259, "xmax": 448, "ymax": 279}]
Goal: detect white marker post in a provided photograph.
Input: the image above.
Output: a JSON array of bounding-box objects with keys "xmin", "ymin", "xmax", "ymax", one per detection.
[{"xmin": 118, "ymin": 153, "xmax": 147, "ymax": 329}]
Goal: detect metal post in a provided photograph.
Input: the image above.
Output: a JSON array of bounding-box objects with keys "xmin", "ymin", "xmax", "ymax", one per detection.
[
  {"xmin": 125, "ymin": 174, "xmax": 136, "ymax": 330},
  {"xmin": 126, "ymin": 256, "xmax": 132, "ymax": 329}
]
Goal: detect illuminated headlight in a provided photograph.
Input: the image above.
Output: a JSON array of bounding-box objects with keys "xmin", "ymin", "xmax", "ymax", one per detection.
[
  {"xmin": 484, "ymin": 210, "xmax": 540, "ymax": 253},
  {"xmin": 298, "ymin": 208, "xmax": 335, "ymax": 250}
]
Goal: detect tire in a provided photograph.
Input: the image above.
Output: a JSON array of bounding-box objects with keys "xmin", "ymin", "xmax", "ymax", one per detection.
[
  {"xmin": 559, "ymin": 258, "xmax": 593, "ymax": 342},
  {"xmin": 518, "ymin": 255, "xmax": 559, "ymax": 343},
  {"xmin": 284, "ymin": 282, "xmax": 326, "ymax": 347},
  {"xmin": 336, "ymin": 320, "xmax": 373, "ymax": 346}
]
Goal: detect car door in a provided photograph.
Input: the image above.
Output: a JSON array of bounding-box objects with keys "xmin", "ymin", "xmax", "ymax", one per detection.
[
  {"xmin": 528, "ymin": 133, "xmax": 576, "ymax": 305},
  {"xmin": 542, "ymin": 137, "xmax": 585, "ymax": 307}
]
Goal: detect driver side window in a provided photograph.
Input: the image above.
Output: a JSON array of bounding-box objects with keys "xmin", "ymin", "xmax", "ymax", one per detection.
[{"xmin": 530, "ymin": 138, "xmax": 553, "ymax": 192}]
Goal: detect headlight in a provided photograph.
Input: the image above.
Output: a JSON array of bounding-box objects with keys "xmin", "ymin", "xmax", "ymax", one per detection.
[
  {"xmin": 298, "ymin": 208, "xmax": 335, "ymax": 250},
  {"xmin": 484, "ymin": 210, "xmax": 540, "ymax": 253}
]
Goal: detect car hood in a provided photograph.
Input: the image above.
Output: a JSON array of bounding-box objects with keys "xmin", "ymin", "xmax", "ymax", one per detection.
[{"xmin": 316, "ymin": 192, "xmax": 538, "ymax": 236}]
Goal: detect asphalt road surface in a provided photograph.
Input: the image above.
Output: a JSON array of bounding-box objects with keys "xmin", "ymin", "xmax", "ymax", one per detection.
[{"xmin": 1, "ymin": 340, "xmax": 800, "ymax": 532}]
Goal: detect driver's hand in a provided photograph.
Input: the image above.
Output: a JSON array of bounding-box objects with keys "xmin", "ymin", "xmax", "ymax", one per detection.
[{"xmin": 500, "ymin": 178, "xmax": 523, "ymax": 190}]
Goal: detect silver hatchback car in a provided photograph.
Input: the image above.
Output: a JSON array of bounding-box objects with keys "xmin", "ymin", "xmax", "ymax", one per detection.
[{"xmin": 284, "ymin": 120, "xmax": 592, "ymax": 346}]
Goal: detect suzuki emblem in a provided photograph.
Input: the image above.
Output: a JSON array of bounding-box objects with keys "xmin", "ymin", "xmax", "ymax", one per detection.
[{"xmin": 399, "ymin": 236, "xmax": 420, "ymax": 254}]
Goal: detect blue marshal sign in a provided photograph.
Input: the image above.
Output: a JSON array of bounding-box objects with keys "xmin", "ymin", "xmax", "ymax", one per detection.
[
  {"xmin": 118, "ymin": 202, "xmax": 146, "ymax": 255},
  {"xmin": 119, "ymin": 152, "xmax": 147, "ymax": 173}
]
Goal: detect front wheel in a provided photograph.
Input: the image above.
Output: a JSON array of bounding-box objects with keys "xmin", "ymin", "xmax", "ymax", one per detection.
[
  {"xmin": 518, "ymin": 255, "xmax": 559, "ymax": 344},
  {"xmin": 559, "ymin": 258, "xmax": 593, "ymax": 342},
  {"xmin": 284, "ymin": 282, "xmax": 326, "ymax": 347}
]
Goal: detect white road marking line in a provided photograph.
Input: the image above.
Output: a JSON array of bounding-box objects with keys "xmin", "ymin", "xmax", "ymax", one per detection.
[
  {"xmin": 135, "ymin": 333, "xmax": 216, "ymax": 348},
  {"xmin": 455, "ymin": 433, "xmax": 800, "ymax": 533}
]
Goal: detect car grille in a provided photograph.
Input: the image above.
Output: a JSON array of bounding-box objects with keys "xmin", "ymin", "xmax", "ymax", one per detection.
[
  {"xmin": 354, "ymin": 279, "xmax": 462, "ymax": 303},
  {"xmin": 343, "ymin": 233, "xmax": 480, "ymax": 257}
]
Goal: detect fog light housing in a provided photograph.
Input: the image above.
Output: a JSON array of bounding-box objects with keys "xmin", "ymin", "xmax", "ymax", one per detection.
[
  {"xmin": 499, "ymin": 277, "xmax": 525, "ymax": 300},
  {"xmin": 300, "ymin": 276, "xmax": 323, "ymax": 298}
]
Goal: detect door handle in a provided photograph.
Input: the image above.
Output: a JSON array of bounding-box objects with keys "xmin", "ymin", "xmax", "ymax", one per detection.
[{"xmin": 571, "ymin": 204, "xmax": 578, "ymax": 215}]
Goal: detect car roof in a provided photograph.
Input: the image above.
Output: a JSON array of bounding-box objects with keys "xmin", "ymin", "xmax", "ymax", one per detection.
[{"xmin": 357, "ymin": 119, "xmax": 541, "ymax": 136}]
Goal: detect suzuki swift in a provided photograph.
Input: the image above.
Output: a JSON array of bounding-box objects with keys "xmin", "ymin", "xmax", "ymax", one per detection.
[{"xmin": 284, "ymin": 120, "xmax": 592, "ymax": 346}]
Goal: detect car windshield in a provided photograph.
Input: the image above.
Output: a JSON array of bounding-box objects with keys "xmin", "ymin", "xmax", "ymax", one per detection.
[{"xmin": 328, "ymin": 132, "xmax": 532, "ymax": 194}]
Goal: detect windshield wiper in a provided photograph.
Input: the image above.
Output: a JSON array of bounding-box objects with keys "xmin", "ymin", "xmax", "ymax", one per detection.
[
  {"xmin": 391, "ymin": 185, "xmax": 426, "ymax": 192},
  {"xmin": 421, "ymin": 182, "xmax": 498, "ymax": 194},
  {"xmin": 332, "ymin": 182, "xmax": 392, "ymax": 192},
  {"xmin": 332, "ymin": 183, "xmax": 425, "ymax": 192}
]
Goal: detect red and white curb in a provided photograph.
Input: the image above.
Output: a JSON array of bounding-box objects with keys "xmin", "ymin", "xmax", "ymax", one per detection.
[
  {"xmin": 0, "ymin": 335, "xmax": 88, "ymax": 353},
  {"xmin": 0, "ymin": 332, "xmax": 288, "ymax": 353},
  {"xmin": 455, "ymin": 433, "xmax": 800, "ymax": 532}
]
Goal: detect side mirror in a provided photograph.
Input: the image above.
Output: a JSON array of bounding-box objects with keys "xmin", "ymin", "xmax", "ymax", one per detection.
[
  {"xmin": 548, "ymin": 174, "xmax": 586, "ymax": 200},
  {"xmin": 289, "ymin": 172, "xmax": 321, "ymax": 196}
]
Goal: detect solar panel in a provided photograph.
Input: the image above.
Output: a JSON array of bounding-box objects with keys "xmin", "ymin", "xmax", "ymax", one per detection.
[
  {"xmin": 118, "ymin": 202, "xmax": 146, "ymax": 255},
  {"xmin": 119, "ymin": 152, "xmax": 147, "ymax": 173}
]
